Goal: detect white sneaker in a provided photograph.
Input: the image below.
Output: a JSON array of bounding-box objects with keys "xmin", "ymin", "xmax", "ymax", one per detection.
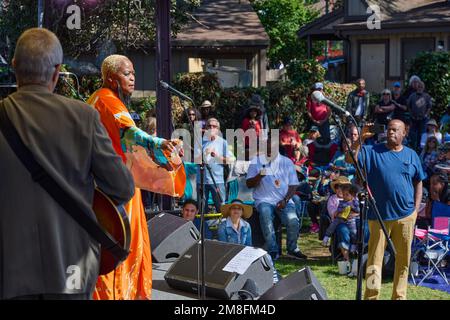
[{"xmin": 322, "ymin": 236, "xmax": 330, "ymax": 247}]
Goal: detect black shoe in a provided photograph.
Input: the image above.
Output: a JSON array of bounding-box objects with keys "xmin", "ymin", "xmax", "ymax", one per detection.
[{"xmin": 287, "ymin": 250, "xmax": 307, "ymax": 260}]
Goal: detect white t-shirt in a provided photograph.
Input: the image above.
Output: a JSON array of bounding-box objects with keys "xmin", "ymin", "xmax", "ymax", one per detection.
[{"xmin": 247, "ymin": 154, "xmax": 299, "ymax": 207}]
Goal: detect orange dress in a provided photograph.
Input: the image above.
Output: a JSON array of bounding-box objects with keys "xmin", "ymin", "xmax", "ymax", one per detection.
[{"xmin": 88, "ymin": 88, "xmax": 157, "ymax": 300}]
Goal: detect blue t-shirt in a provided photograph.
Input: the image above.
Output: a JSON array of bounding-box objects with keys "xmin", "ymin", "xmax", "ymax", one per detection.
[{"xmin": 358, "ymin": 144, "xmax": 426, "ymax": 221}]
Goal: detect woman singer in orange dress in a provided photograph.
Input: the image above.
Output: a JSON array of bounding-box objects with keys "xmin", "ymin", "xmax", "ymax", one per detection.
[{"xmin": 87, "ymin": 54, "xmax": 175, "ymax": 300}]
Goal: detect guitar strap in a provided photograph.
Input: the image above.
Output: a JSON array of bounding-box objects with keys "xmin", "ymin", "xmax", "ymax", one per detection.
[{"xmin": 0, "ymin": 98, "xmax": 129, "ymax": 262}]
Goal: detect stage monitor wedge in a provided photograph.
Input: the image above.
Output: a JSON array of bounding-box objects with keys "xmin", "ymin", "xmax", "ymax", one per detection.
[
  {"xmin": 148, "ymin": 212, "xmax": 200, "ymax": 263},
  {"xmin": 259, "ymin": 266, "xmax": 328, "ymax": 300},
  {"xmin": 164, "ymin": 240, "xmax": 274, "ymax": 299}
]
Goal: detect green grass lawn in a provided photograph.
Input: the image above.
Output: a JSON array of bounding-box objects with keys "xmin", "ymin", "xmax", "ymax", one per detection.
[{"xmin": 274, "ymin": 229, "xmax": 450, "ymax": 300}]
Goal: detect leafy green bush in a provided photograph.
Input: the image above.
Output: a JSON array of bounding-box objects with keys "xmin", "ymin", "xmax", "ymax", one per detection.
[
  {"xmin": 407, "ymin": 51, "xmax": 450, "ymax": 119},
  {"xmin": 172, "ymin": 71, "xmax": 353, "ymax": 134},
  {"xmin": 286, "ymin": 59, "xmax": 326, "ymax": 87}
]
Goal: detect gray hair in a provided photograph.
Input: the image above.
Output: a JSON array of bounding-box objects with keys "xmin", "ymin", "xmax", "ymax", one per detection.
[
  {"xmin": 13, "ymin": 28, "xmax": 63, "ymax": 85},
  {"xmin": 206, "ymin": 117, "xmax": 220, "ymax": 129},
  {"xmin": 101, "ymin": 54, "xmax": 130, "ymax": 81},
  {"xmin": 409, "ymin": 75, "xmax": 421, "ymax": 86}
]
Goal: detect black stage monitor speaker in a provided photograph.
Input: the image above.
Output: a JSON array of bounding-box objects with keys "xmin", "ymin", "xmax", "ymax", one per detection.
[
  {"xmin": 259, "ymin": 266, "xmax": 328, "ymax": 300},
  {"xmin": 148, "ymin": 213, "xmax": 200, "ymax": 263},
  {"xmin": 164, "ymin": 240, "xmax": 274, "ymax": 299}
]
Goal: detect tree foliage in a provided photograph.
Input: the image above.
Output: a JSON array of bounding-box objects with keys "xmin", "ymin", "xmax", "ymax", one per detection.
[
  {"xmin": 407, "ymin": 51, "xmax": 450, "ymax": 119},
  {"xmin": 251, "ymin": 0, "xmax": 320, "ymax": 67},
  {"xmin": 0, "ymin": 0, "xmax": 200, "ymax": 60}
]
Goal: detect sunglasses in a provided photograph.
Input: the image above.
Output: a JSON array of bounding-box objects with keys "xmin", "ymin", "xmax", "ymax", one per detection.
[
  {"xmin": 189, "ymin": 113, "xmax": 196, "ymax": 116},
  {"xmin": 207, "ymin": 125, "xmax": 219, "ymax": 128},
  {"xmin": 382, "ymin": 93, "xmax": 390, "ymax": 96}
]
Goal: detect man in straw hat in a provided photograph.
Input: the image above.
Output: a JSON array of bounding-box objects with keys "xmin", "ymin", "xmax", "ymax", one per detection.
[{"xmin": 199, "ymin": 100, "xmax": 214, "ymax": 131}]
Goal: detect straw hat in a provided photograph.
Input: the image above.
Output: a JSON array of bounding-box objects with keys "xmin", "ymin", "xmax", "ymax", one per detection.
[
  {"xmin": 426, "ymin": 119, "xmax": 438, "ymax": 128},
  {"xmin": 330, "ymin": 176, "xmax": 351, "ymax": 193},
  {"xmin": 200, "ymin": 100, "xmax": 212, "ymax": 108},
  {"xmin": 221, "ymin": 199, "xmax": 253, "ymax": 219}
]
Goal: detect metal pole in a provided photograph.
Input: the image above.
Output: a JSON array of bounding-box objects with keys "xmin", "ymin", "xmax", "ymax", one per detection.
[
  {"xmin": 155, "ymin": 0, "xmax": 173, "ymax": 211},
  {"xmin": 37, "ymin": 0, "xmax": 44, "ymax": 27}
]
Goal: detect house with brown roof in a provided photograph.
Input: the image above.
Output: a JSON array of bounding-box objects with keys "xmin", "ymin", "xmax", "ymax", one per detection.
[
  {"xmin": 127, "ymin": 0, "xmax": 269, "ymax": 97},
  {"xmin": 298, "ymin": 0, "xmax": 450, "ymax": 93}
]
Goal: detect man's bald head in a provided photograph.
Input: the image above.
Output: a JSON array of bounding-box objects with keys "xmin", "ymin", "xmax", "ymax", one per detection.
[
  {"xmin": 387, "ymin": 119, "xmax": 406, "ymax": 149},
  {"xmin": 389, "ymin": 119, "xmax": 406, "ymax": 131}
]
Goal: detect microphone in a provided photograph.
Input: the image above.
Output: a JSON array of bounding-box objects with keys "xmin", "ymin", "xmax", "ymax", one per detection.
[
  {"xmin": 312, "ymin": 91, "xmax": 351, "ymax": 117},
  {"xmin": 159, "ymin": 80, "xmax": 194, "ymax": 104}
]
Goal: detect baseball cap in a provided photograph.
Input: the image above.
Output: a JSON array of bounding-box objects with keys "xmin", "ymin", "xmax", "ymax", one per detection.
[
  {"xmin": 314, "ymin": 82, "xmax": 324, "ymax": 90},
  {"xmin": 393, "ymin": 82, "xmax": 401, "ymax": 88}
]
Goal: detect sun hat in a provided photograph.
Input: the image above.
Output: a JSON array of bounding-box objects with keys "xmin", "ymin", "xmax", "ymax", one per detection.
[
  {"xmin": 426, "ymin": 119, "xmax": 438, "ymax": 127},
  {"xmin": 220, "ymin": 199, "xmax": 253, "ymax": 219},
  {"xmin": 330, "ymin": 176, "xmax": 351, "ymax": 193},
  {"xmin": 200, "ymin": 100, "xmax": 212, "ymax": 108}
]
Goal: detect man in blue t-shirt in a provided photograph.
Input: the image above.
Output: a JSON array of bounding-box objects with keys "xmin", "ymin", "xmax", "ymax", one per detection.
[{"xmin": 348, "ymin": 119, "xmax": 426, "ymax": 300}]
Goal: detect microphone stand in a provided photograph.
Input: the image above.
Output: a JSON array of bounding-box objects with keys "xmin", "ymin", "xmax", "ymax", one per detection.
[
  {"xmin": 159, "ymin": 81, "xmax": 224, "ymax": 300},
  {"xmin": 330, "ymin": 111, "xmax": 396, "ymax": 300}
]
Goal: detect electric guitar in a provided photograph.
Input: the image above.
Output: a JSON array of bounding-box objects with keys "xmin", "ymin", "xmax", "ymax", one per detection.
[{"xmin": 93, "ymin": 188, "xmax": 131, "ymax": 275}]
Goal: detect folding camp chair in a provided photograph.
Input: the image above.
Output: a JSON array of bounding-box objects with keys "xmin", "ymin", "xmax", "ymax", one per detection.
[{"xmin": 410, "ymin": 201, "xmax": 450, "ymax": 285}]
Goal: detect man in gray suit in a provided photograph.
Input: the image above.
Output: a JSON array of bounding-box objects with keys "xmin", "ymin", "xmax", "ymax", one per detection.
[{"xmin": 0, "ymin": 28, "xmax": 135, "ymax": 299}]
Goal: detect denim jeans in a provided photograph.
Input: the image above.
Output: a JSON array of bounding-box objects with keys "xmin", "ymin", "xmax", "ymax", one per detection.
[
  {"xmin": 197, "ymin": 183, "xmax": 226, "ymax": 213},
  {"xmin": 335, "ymin": 218, "xmax": 369, "ymax": 251},
  {"xmin": 257, "ymin": 202, "xmax": 300, "ymax": 259}
]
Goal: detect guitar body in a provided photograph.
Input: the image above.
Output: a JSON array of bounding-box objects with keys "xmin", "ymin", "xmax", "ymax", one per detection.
[{"xmin": 93, "ymin": 188, "xmax": 131, "ymax": 275}]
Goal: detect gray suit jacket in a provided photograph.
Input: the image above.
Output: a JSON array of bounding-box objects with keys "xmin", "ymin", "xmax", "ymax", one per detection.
[{"xmin": 0, "ymin": 85, "xmax": 134, "ymax": 299}]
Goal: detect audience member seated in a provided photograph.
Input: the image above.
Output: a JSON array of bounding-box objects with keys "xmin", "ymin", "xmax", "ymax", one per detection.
[
  {"xmin": 218, "ymin": 199, "xmax": 281, "ymax": 284},
  {"xmin": 420, "ymin": 135, "xmax": 440, "ymax": 180},
  {"xmin": 322, "ymin": 184, "xmax": 360, "ymax": 260},
  {"xmin": 303, "ymin": 126, "xmax": 320, "ymax": 147},
  {"xmin": 419, "ymin": 119, "xmax": 442, "ymax": 150},
  {"xmin": 246, "ymin": 138, "xmax": 307, "ymax": 261},
  {"xmin": 307, "ymin": 136, "xmax": 338, "ymax": 168},
  {"xmin": 330, "ymin": 138, "xmax": 356, "ymax": 181},
  {"xmin": 417, "ymin": 173, "xmax": 450, "ymax": 229},
  {"xmin": 308, "ymin": 169, "xmax": 340, "ymax": 233},
  {"xmin": 292, "ymin": 165, "xmax": 313, "ymax": 221},
  {"xmin": 322, "ymin": 176, "xmax": 346, "ymax": 236},
  {"xmin": 324, "ymin": 177, "xmax": 356, "ymax": 261},
  {"xmin": 434, "ymin": 142, "xmax": 450, "ymax": 174},
  {"xmin": 279, "ymin": 116, "xmax": 304, "ymax": 163},
  {"xmin": 182, "ymin": 199, "xmax": 213, "ymax": 239},
  {"xmin": 218, "ymin": 199, "xmax": 252, "ymax": 245}
]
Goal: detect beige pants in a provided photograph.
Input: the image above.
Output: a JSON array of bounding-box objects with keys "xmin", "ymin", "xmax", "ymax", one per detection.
[{"xmin": 364, "ymin": 211, "xmax": 417, "ymax": 300}]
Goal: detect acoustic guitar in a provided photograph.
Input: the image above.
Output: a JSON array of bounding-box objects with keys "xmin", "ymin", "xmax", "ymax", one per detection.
[{"xmin": 93, "ymin": 188, "xmax": 131, "ymax": 275}]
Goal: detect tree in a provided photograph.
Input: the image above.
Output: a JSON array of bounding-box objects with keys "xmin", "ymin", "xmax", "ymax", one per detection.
[
  {"xmin": 251, "ymin": 0, "xmax": 320, "ymax": 67},
  {"xmin": 407, "ymin": 51, "xmax": 450, "ymax": 120},
  {"xmin": 0, "ymin": 0, "xmax": 200, "ymax": 60}
]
